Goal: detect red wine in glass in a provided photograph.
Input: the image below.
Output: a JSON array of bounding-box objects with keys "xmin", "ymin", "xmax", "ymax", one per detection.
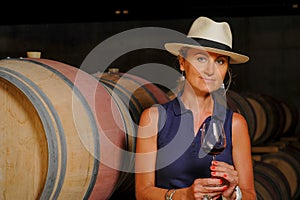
[{"xmin": 200, "ymin": 120, "xmax": 226, "ymax": 161}]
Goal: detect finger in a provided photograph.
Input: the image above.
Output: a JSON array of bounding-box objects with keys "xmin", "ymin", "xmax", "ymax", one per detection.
[
  {"xmin": 211, "ymin": 171, "xmax": 239, "ymax": 190},
  {"xmin": 195, "ymin": 192, "xmax": 222, "ymax": 200},
  {"xmin": 211, "ymin": 171, "xmax": 238, "ymax": 185},
  {"xmin": 194, "ymin": 178, "xmax": 223, "ymax": 188},
  {"xmin": 211, "ymin": 161, "xmax": 235, "ymax": 171}
]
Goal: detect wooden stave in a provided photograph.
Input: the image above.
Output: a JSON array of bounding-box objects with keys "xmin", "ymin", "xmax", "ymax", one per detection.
[
  {"xmin": 95, "ymin": 71, "xmax": 171, "ymax": 199},
  {"xmin": 261, "ymin": 149, "xmax": 300, "ymax": 200},
  {"xmin": 253, "ymin": 160, "xmax": 291, "ymax": 200}
]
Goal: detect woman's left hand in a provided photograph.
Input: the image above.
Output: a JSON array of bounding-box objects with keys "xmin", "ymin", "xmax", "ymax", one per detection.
[{"xmin": 210, "ymin": 160, "xmax": 238, "ymax": 200}]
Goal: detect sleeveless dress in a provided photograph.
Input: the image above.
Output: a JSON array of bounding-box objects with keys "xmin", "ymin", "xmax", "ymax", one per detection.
[{"xmin": 155, "ymin": 96, "xmax": 233, "ymax": 190}]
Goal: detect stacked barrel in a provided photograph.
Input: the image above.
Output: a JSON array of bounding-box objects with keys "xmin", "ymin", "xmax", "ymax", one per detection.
[
  {"xmin": 226, "ymin": 90, "xmax": 300, "ymax": 200},
  {"xmin": 93, "ymin": 69, "xmax": 171, "ymax": 199}
]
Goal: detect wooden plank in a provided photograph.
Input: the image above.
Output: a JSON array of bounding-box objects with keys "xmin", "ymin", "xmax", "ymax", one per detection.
[{"xmin": 251, "ymin": 146, "xmax": 280, "ymax": 153}]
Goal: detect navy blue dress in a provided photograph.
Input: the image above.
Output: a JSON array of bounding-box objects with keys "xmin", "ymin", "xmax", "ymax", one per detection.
[{"xmin": 155, "ymin": 96, "xmax": 233, "ymax": 189}]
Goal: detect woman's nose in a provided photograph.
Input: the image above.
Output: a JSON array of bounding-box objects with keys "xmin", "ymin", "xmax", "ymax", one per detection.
[{"xmin": 203, "ymin": 61, "xmax": 215, "ymax": 76}]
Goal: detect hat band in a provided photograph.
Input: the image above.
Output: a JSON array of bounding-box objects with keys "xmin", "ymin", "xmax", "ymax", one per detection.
[{"xmin": 192, "ymin": 38, "xmax": 232, "ymax": 52}]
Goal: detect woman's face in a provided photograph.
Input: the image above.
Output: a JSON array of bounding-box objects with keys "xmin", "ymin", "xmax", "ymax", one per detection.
[{"xmin": 180, "ymin": 48, "xmax": 229, "ymax": 94}]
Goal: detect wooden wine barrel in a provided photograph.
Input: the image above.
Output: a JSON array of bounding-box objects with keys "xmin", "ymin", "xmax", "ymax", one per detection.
[
  {"xmin": 94, "ymin": 70, "xmax": 170, "ymax": 125},
  {"xmin": 283, "ymin": 144, "xmax": 300, "ymax": 200},
  {"xmin": 253, "ymin": 160, "xmax": 291, "ymax": 200},
  {"xmin": 0, "ymin": 58, "xmax": 135, "ymax": 200},
  {"xmin": 278, "ymin": 98, "xmax": 299, "ymax": 137},
  {"xmin": 226, "ymin": 90, "xmax": 256, "ymax": 143},
  {"xmin": 262, "ymin": 95, "xmax": 286, "ymax": 139},
  {"xmin": 99, "ymin": 84, "xmax": 136, "ymax": 197},
  {"xmin": 243, "ymin": 94, "xmax": 267, "ymax": 145},
  {"xmin": 261, "ymin": 150, "xmax": 300, "ymax": 200},
  {"xmin": 93, "ymin": 70, "xmax": 171, "ymax": 199},
  {"xmin": 244, "ymin": 93, "xmax": 298, "ymax": 145}
]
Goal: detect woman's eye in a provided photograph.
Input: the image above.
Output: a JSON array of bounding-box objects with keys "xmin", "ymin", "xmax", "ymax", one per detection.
[
  {"xmin": 197, "ymin": 57, "xmax": 207, "ymax": 63},
  {"xmin": 216, "ymin": 59, "xmax": 225, "ymax": 65}
]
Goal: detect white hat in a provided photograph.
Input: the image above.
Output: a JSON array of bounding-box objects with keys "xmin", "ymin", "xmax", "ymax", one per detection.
[{"xmin": 165, "ymin": 16, "xmax": 249, "ymax": 64}]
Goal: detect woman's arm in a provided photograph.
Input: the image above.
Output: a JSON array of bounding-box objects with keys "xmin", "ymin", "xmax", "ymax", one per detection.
[
  {"xmin": 231, "ymin": 112, "xmax": 257, "ymax": 199},
  {"xmin": 135, "ymin": 107, "xmax": 196, "ymax": 200},
  {"xmin": 135, "ymin": 106, "xmax": 167, "ymax": 199}
]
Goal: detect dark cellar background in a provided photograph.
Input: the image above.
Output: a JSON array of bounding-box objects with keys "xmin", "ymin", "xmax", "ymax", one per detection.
[
  {"xmin": 1, "ymin": 0, "xmax": 300, "ymax": 129},
  {"xmin": 1, "ymin": 0, "xmax": 300, "ymax": 199}
]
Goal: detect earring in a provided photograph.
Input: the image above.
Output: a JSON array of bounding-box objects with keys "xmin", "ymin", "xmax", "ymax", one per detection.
[
  {"xmin": 180, "ymin": 70, "xmax": 185, "ymax": 81},
  {"xmin": 176, "ymin": 70, "xmax": 185, "ymax": 93},
  {"xmin": 220, "ymin": 83, "xmax": 227, "ymax": 96}
]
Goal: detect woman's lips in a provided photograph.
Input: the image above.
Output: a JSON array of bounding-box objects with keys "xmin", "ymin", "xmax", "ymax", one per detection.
[{"xmin": 201, "ymin": 77, "xmax": 215, "ymax": 83}]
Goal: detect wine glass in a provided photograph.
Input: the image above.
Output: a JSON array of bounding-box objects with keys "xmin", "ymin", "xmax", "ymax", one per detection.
[{"xmin": 199, "ymin": 120, "xmax": 226, "ymax": 161}]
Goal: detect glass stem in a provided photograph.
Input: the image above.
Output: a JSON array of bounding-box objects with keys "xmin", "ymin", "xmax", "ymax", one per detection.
[{"xmin": 212, "ymin": 155, "xmax": 216, "ymax": 161}]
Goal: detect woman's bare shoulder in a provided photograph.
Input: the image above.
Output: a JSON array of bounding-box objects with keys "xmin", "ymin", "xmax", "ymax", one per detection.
[{"xmin": 232, "ymin": 112, "xmax": 249, "ymax": 137}]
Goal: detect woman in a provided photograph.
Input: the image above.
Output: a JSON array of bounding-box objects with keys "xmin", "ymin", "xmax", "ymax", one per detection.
[{"xmin": 135, "ymin": 16, "xmax": 256, "ymax": 200}]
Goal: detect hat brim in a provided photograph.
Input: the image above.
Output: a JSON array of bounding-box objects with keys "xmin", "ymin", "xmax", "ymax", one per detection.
[{"xmin": 165, "ymin": 43, "xmax": 249, "ymax": 64}]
